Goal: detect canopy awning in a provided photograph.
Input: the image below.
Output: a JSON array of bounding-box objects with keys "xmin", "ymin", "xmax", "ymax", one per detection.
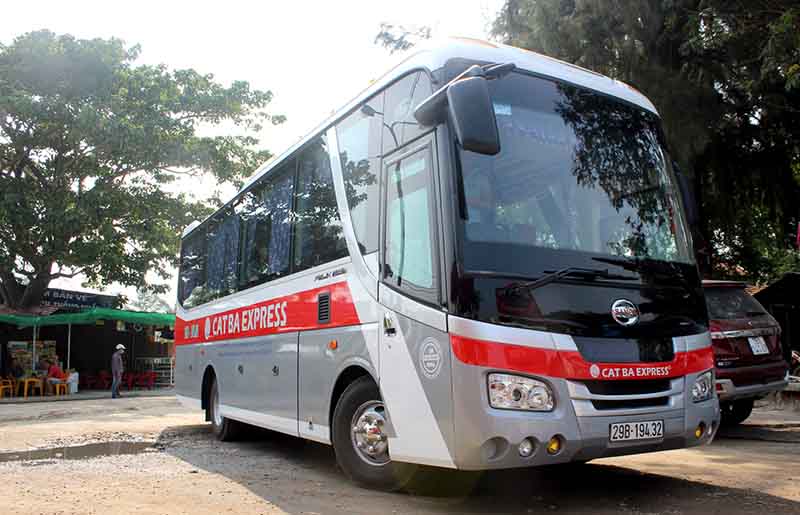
[{"xmin": 0, "ymin": 307, "xmax": 175, "ymax": 328}]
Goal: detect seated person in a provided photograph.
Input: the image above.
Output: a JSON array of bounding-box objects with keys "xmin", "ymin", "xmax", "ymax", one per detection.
[{"xmin": 45, "ymin": 357, "xmax": 66, "ymax": 394}]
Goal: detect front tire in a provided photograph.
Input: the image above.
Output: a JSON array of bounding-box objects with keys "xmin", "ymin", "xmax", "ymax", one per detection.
[
  {"xmin": 208, "ymin": 377, "xmax": 242, "ymax": 441},
  {"xmin": 721, "ymin": 398, "xmax": 754, "ymax": 426},
  {"xmin": 331, "ymin": 376, "xmax": 416, "ymax": 490}
]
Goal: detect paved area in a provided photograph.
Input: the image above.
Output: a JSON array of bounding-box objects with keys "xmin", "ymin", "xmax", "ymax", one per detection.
[{"xmin": 0, "ymin": 396, "xmax": 798, "ymax": 514}]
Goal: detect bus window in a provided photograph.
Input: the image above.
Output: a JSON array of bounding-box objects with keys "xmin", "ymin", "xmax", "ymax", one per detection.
[
  {"xmin": 336, "ymin": 93, "xmax": 383, "ymax": 254},
  {"xmin": 238, "ymin": 163, "xmax": 294, "ymax": 289},
  {"xmin": 384, "ymin": 146, "xmax": 438, "ymax": 303},
  {"xmin": 382, "ymin": 72, "xmax": 433, "ymax": 155},
  {"xmin": 206, "ymin": 209, "xmax": 240, "ymax": 300},
  {"xmin": 178, "ymin": 225, "xmax": 207, "ymax": 308},
  {"xmin": 293, "ymin": 137, "xmax": 347, "ymax": 272}
]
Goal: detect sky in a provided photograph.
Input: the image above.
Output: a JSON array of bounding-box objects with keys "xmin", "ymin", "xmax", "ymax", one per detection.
[{"xmin": 2, "ymin": 0, "xmax": 504, "ymax": 305}]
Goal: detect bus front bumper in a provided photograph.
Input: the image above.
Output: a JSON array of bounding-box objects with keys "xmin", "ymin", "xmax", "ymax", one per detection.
[{"xmin": 451, "ymin": 369, "xmax": 720, "ymax": 470}]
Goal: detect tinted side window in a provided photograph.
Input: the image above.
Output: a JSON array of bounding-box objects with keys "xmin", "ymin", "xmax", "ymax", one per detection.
[
  {"xmin": 336, "ymin": 93, "xmax": 383, "ymax": 254},
  {"xmin": 206, "ymin": 209, "xmax": 241, "ymax": 300},
  {"xmin": 237, "ymin": 163, "xmax": 294, "ymax": 289},
  {"xmin": 382, "ymin": 72, "xmax": 433, "ymax": 155},
  {"xmin": 294, "ymin": 137, "xmax": 347, "ymax": 271},
  {"xmin": 179, "ymin": 227, "xmax": 207, "ymax": 308}
]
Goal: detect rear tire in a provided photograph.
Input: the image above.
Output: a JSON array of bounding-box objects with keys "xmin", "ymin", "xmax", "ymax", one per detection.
[
  {"xmin": 208, "ymin": 377, "xmax": 242, "ymax": 441},
  {"xmin": 331, "ymin": 376, "xmax": 417, "ymax": 491},
  {"xmin": 721, "ymin": 398, "xmax": 754, "ymax": 426}
]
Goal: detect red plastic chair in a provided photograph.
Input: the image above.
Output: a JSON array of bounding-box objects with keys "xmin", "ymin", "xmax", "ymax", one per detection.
[
  {"xmin": 136, "ymin": 371, "xmax": 157, "ymax": 390},
  {"xmin": 122, "ymin": 372, "xmax": 137, "ymax": 390},
  {"xmin": 96, "ymin": 370, "xmax": 112, "ymax": 390},
  {"xmin": 81, "ymin": 373, "xmax": 97, "ymax": 389}
]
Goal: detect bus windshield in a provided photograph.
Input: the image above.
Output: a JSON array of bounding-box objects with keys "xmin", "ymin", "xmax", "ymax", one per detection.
[{"xmin": 458, "ymin": 72, "xmax": 693, "ymax": 278}]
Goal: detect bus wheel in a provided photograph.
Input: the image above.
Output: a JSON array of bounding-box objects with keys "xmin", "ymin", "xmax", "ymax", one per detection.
[
  {"xmin": 208, "ymin": 378, "xmax": 241, "ymax": 441},
  {"xmin": 332, "ymin": 376, "xmax": 416, "ymax": 491},
  {"xmin": 720, "ymin": 398, "xmax": 754, "ymax": 426}
]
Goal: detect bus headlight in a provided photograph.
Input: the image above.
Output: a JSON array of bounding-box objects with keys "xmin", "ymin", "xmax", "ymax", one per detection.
[
  {"xmin": 488, "ymin": 373, "xmax": 554, "ymax": 411},
  {"xmin": 692, "ymin": 370, "xmax": 714, "ymax": 403}
]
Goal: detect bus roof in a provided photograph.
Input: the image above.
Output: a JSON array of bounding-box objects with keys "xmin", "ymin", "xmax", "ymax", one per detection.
[{"xmin": 183, "ymin": 37, "xmax": 659, "ymax": 238}]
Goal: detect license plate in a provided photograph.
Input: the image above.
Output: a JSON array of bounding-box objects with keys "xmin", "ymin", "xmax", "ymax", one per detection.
[
  {"xmin": 748, "ymin": 336, "xmax": 770, "ymax": 355},
  {"xmin": 610, "ymin": 420, "xmax": 664, "ymax": 442}
]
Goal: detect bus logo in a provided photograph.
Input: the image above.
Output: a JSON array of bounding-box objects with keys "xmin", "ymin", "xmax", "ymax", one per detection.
[
  {"xmin": 611, "ymin": 299, "xmax": 639, "ymax": 326},
  {"xmin": 419, "ymin": 338, "xmax": 443, "ymax": 379}
]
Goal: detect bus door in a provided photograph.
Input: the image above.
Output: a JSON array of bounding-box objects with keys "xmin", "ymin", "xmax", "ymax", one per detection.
[{"xmin": 377, "ymin": 137, "xmax": 457, "ymax": 468}]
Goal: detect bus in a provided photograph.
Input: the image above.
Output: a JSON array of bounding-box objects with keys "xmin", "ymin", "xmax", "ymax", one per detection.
[{"xmin": 174, "ymin": 38, "xmax": 720, "ymax": 490}]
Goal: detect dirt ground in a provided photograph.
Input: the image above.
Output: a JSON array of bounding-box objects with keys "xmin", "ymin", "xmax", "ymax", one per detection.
[{"xmin": 1, "ymin": 396, "xmax": 799, "ymax": 515}]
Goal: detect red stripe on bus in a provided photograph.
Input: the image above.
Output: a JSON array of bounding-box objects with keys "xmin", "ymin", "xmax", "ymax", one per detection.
[
  {"xmin": 175, "ymin": 281, "xmax": 360, "ymax": 345},
  {"xmin": 450, "ymin": 335, "xmax": 714, "ymax": 380}
]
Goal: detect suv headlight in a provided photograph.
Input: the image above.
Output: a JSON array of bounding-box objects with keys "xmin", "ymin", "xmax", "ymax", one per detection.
[
  {"xmin": 488, "ymin": 373, "xmax": 554, "ymax": 411},
  {"xmin": 692, "ymin": 370, "xmax": 714, "ymax": 403}
]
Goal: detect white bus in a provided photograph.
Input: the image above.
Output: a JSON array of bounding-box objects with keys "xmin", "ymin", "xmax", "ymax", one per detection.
[{"xmin": 175, "ymin": 38, "xmax": 720, "ymax": 490}]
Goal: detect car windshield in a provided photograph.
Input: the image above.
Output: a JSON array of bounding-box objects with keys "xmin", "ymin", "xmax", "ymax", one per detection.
[
  {"xmin": 705, "ymin": 287, "xmax": 769, "ymax": 320},
  {"xmin": 458, "ymin": 72, "xmax": 693, "ymax": 277}
]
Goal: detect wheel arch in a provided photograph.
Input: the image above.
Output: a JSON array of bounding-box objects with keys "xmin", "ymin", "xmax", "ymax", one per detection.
[
  {"xmin": 329, "ymin": 365, "xmax": 376, "ymax": 428},
  {"xmin": 201, "ymin": 365, "xmax": 217, "ymax": 419}
]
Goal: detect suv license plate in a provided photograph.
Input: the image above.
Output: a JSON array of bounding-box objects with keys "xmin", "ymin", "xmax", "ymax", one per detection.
[
  {"xmin": 748, "ymin": 336, "xmax": 770, "ymax": 355},
  {"xmin": 610, "ymin": 420, "xmax": 664, "ymax": 442}
]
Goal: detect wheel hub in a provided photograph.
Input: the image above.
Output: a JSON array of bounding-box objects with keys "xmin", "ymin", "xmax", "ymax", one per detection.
[{"xmin": 350, "ymin": 401, "xmax": 389, "ymax": 465}]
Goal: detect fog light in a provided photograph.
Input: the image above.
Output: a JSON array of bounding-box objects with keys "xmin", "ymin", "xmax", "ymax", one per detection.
[
  {"xmin": 695, "ymin": 423, "xmax": 706, "ymax": 439},
  {"xmin": 518, "ymin": 438, "xmax": 535, "ymax": 458},
  {"xmin": 546, "ymin": 435, "xmax": 562, "ymax": 455}
]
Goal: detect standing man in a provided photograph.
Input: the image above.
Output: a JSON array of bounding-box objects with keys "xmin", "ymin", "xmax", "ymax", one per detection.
[{"xmin": 111, "ymin": 344, "xmax": 125, "ymax": 399}]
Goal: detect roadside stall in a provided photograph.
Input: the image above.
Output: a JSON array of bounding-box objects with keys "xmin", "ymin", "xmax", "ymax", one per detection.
[{"xmin": 0, "ymin": 307, "xmax": 175, "ymax": 398}]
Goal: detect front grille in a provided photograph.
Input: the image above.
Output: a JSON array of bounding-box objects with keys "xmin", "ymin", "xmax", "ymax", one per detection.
[
  {"xmin": 591, "ymin": 397, "xmax": 670, "ymax": 410},
  {"xmin": 573, "ymin": 336, "xmax": 674, "ymax": 363},
  {"xmin": 581, "ymin": 379, "xmax": 672, "ymax": 396}
]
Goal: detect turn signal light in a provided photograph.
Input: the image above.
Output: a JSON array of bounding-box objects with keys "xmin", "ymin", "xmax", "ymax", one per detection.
[
  {"xmin": 328, "ymin": 340, "xmax": 338, "ymax": 350},
  {"xmin": 546, "ymin": 435, "xmax": 562, "ymax": 455}
]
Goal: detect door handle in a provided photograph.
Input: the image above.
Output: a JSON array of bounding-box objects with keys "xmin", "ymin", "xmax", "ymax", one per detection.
[{"xmin": 383, "ymin": 313, "xmax": 397, "ymax": 336}]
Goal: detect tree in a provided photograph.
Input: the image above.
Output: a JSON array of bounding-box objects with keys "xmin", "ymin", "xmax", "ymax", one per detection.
[
  {"xmin": 0, "ymin": 30, "xmax": 284, "ymax": 309},
  {"xmin": 127, "ymin": 287, "xmax": 173, "ymax": 314},
  {"xmin": 374, "ymin": 23, "xmax": 432, "ymax": 54},
  {"xmin": 489, "ymin": 1, "xmax": 800, "ymax": 283}
]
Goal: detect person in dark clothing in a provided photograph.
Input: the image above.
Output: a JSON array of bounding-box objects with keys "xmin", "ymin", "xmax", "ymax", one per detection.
[
  {"xmin": 111, "ymin": 344, "xmax": 125, "ymax": 399},
  {"xmin": 9, "ymin": 358, "xmax": 24, "ymax": 379}
]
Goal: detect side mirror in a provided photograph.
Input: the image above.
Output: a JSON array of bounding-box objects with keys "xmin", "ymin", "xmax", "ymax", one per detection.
[
  {"xmin": 414, "ymin": 63, "xmax": 514, "ymax": 156},
  {"xmin": 446, "ymin": 77, "xmax": 501, "ymax": 155}
]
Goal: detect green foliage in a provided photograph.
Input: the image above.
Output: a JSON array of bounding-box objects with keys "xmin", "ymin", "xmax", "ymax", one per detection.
[
  {"xmin": 490, "ymin": 0, "xmax": 800, "ymax": 283},
  {"xmin": 374, "ymin": 23, "xmax": 432, "ymax": 54},
  {"xmin": 0, "ymin": 30, "xmax": 284, "ymax": 308}
]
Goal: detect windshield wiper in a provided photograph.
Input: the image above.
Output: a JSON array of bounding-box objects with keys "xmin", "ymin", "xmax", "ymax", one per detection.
[{"xmin": 504, "ymin": 266, "xmax": 635, "ymax": 293}]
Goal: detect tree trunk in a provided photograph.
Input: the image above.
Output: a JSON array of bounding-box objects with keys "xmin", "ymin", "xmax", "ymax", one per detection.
[
  {"xmin": 20, "ymin": 274, "xmax": 51, "ymax": 309},
  {"xmin": 0, "ymin": 272, "xmax": 25, "ymax": 309},
  {"xmin": 0, "ymin": 271, "xmax": 51, "ymax": 310}
]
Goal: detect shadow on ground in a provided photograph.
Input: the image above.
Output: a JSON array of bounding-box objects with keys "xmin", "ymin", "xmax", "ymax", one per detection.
[{"xmin": 157, "ymin": 424, "xmax": 800, "ymax": 515}]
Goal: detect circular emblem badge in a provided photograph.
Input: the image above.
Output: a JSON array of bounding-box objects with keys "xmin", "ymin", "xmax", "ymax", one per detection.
[
  {"xmin": 419, "ymin": 338, "xmax": 443, "ymax": 379},
  {"xmin": 611, "ymin": 299, "xmax": 640, "ymax": 326},
  {"xmin": 589, "ymin": 364, "xmax": 600, "ymax": 378},
  {"xmin": 204, "ymin": 318, "xmax": 211, "ymax": 340}
]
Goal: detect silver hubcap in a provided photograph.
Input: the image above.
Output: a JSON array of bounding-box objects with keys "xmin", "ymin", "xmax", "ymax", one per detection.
[
  {"xmin": 350, "ymin": 401, "xmax": 389, "ymax": 465},
  {"xmin": 212, "ymin": 386, "xmax": 222, "ymax": 427}
]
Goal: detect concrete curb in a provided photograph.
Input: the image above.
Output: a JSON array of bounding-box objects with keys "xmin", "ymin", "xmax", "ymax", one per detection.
[{"xmin": 0, "ymin": 388, "xmax": 175, "ymax": 405}]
